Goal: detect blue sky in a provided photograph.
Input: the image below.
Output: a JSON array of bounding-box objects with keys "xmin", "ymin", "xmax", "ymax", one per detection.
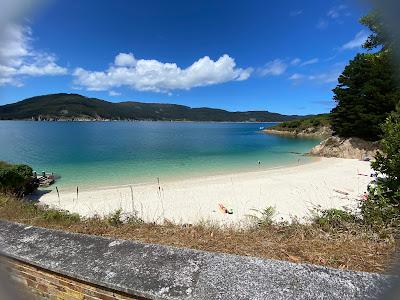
[{"xmin": 0, "ymin": 0, "xmax": 371, "ymax": 114}]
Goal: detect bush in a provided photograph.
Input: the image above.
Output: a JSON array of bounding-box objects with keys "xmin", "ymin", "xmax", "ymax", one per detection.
[
  {"xmin": 42, "ymin": 208, "xmax": 81, "ymax": 223},
  {"xmin": 247, "ymin": 206, "xmax": 275, "ymax": 227},
  {"xmin": 107, "ymin": 209, "xmax": 123, "ymax": 226},
  {"xmin": 361, "ymin": 188, "xmax": 399, "ymax": 228},
  {"xmin": 0, "ymin": 162, "xmax": 37, "ymax": 196},
  {"xmin": 313, "ymin": 208, "xmax": 358, "ymax": 230},
  {"xmin": 124, "ymin": 211, "xmax": 144, "ymax": 225},
  {"xmin": 364, "ymin": 107, "xmax": 400, "ymax": 228}
]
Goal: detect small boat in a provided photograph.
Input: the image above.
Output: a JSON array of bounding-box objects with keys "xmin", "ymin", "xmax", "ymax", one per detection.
[{"xmin": 259, "ymin": 126, "xmax": 264, "ymax": 130}]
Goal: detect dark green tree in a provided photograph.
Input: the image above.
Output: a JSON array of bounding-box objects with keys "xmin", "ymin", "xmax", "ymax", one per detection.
[
  {"xmin": 330, "ymin": 10, "xmax": 400, "ymax": 141},
  {"xmin": 331, "ymin": 52, "xmax": 399, "ymax": 140},
  {"xmin": 360, "ymin": 11, "xmax": 390, "ymax": 50}
]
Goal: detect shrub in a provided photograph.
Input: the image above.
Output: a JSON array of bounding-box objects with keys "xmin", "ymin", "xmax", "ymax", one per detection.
[
  {"xmin": 107, "ymin": 208, "xmax": 123, "ymax": 226},
  {"xmin": 361, "ymin": 188, "xmax": 399, "ymax": 228},
  {"xmin": 0, "ymin": 162, "xmax": 37, "ymax": 196},
  {"xmin": 42, "ymin": 208, "xmax": 81, "ymax": 223},
  {"xmin": 364, "ymin": 107, "xmax": 400, "ymax": 229},
  {"xmin": 313, "ymin": 208, "xmax": 358, "ymax": 230},
  {"xmin": 124, "ymin": 211, "xmax": 144, "ymax": 225},
  {"xmin": 247, "ymin": 206, "xmax": 275, "ymax": 227}
]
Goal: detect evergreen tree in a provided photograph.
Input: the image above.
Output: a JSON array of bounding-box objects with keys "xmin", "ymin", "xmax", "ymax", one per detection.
[
  {"xmin": 330, "ymin": 11, "xmax": 400, "ymax": 141},
  {"xmin": 331, "ymin": 52, "xmax": 399, "ymax": 140}
]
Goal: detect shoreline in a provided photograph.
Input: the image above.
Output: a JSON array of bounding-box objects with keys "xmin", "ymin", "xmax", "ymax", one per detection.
[
  {"xmin": 37, "ymin": 157, "xmax": 372, "ymax": 226},
  {"xmin": 48, "ymin": 156, "xmax": 319, "ymax": 192},
  {"xmin": 263, "ymin": 128, "xmax": 331, "ymax": 139},
  {"xmin": 0, "ymin": 119, "xmax": 282, "ymax": 124}
]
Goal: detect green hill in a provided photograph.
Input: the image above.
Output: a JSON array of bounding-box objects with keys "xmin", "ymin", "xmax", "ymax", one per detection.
[{"xmin": 0, "ymin": 93, "xmax": 302, "ymax": 122}]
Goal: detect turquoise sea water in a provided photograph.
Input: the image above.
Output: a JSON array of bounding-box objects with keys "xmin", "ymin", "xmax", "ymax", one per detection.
[{"xmin": 0, "ymin": 121, "xmax": 320, "ymax": 189}]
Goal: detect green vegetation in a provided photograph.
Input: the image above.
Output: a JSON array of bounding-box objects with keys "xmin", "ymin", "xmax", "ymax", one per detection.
[
  {"xmin": 247, "ymin": 206, "xmax": 276, "ymax": 227},
  {"xmin": 313, "ymin": 208, "xmax": 357, "ymax": 231},
  {"xmin": 363, "ymin": 105, "xmax": 400, "ymax": 228},
  {"xmin": 312, "ymin": 106, "xmax": 400, "ymax": 231},
  {"xmin": 0, "ymin": 93, "xmax": 301, "ymax": 122},
  {"xmin": 0, "ymin": 161, "xmax": 37, "ymax": 196},
  {"xmin": 331, "ymin": 12, "xmax": 399, "ymax": 141},
  {"xmin": 0, "ymin": 195, "xmax": 395, "ymax": 272},
  {"xmin": 269, "ymin": 114, "xmax": 330, "ymax": 134},
  {"xmin": 107, "ymin": 209, "xmax": 124, "ymax": 226},
  {"xmin": 330, "ymin": 52, "xmax": 399, "ymax": 141},
  {"xmin": 0, "ymin": 196, "xmax": 80, "ymax": 225}
]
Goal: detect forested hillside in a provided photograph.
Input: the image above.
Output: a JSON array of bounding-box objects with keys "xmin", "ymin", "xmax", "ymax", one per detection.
[{"xmin": 0, "ymin": 93, "xmax": 301, "ymax": 122}]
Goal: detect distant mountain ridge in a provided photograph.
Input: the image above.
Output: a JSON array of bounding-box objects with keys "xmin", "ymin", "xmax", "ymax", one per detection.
[{"xmin": 0, "ymin": 93, "xmax": 303, "ymax": 122}]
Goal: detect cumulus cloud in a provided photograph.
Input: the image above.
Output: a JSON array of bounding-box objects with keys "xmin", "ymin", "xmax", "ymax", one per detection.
[
  {"xmin": 114, "ymin": 52, "xmax": 136, "ymax": 67},
  {"xmin": 73, "ymin": 53, "xmax": 252, "ymax": 92},
  {"xmin": 258, "ymin": 59, "xmax": 287, "ymax": 76},
  {"xmin": 341, "ymin": 30, "xmax": 369, "ymax": 50},
  {"xmin": 0, "ymin": 22, "xmax": 67, "ymax": 86}
]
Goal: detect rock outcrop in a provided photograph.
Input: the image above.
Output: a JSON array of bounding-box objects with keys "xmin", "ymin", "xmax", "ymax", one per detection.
[
  {"xmin": 309, "ymin": 136, "xmax": 380, "ymax": 159},
  {"xmin": 263, "ymin": 125, "xmax": 332, "ymax": 138}
]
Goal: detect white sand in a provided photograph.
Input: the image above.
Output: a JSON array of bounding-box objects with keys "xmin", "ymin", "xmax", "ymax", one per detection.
[{"xmin": 38, "ymin": 158, "xmax": 373, "ymax": 226}]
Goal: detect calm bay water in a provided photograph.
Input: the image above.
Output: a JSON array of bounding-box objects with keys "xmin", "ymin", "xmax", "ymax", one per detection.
[{"xmin": 0, "ymin": 121, "xmax": 320, "ymax": 189}]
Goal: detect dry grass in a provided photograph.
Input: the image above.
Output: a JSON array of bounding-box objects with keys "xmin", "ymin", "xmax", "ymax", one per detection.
[{"xmin": 0, "ymin": 196, "xmax": 397, "ymax": 273}]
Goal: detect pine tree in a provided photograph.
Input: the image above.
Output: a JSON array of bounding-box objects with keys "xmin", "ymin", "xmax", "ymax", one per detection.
[
  {"xmin": 331, "ymin": 52, "xmax": 399, "ymax": 140},
  {"xmin": 330, "ymin": 11, "xmax": 400, "ymax": 141}
]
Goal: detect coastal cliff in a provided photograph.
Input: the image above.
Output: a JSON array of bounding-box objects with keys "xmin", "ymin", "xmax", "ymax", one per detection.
[{"xmin": 309, "ymin": 136, "xmax": 380, "ymax": 159}]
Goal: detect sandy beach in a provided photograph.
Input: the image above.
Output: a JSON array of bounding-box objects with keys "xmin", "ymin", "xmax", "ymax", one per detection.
[{"xmin": 37, "ymin": 158, "xmax": 373, "ymax": 225}]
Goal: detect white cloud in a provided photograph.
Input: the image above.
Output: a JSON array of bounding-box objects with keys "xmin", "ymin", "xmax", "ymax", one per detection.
[
  {"xmin": 258, "ymin": 59, "xmax": 287, "ymax": 76},
  {"xmin": 316, "ymin": 19, "xmax": 329, "ymax": 30},
  {"xmin": 289, "ymin": 70, "xmax": 340, "ymax": 84},
  {"xmin": 308, "ymin": 72, "xmax": 340, "ymax": 83},
  {"xmin": 299, "ymin": 58, "xmax": 319, "ymax": 67},
  {"xmin": 114, "ymin": 52, "xmax": 136, "ymax": 67},
  {"xmin": 317, "ymin": 5, "xmax": 350, "ymax": 30},
  {"xmin": 327, "ymin": 5, "xmax": 348, "ymax": 19},
  {"xmin": 289, "ymin": 73, "xmax": 305, "ymax": 80},
  {"xmin": 109, "ymin": 90, "xmax": 121, "ymax": 96},
  {"xmin": 0, "ymin": 22, "xmax": 67, "ymax": 86},
  {"xmin": 341, "ymin": 30, "xmax": 369, "ymax": 50},
  {"xmin": 290, "ymin": 58, "xmax": 301, "ymax": 66},
  {"xmin": 73, "ymin": 53, "xmax": 252, "ymax": 92},
  {"xmin": 290, "ymin": 10, "xmax": 303, "ymax": 17}
]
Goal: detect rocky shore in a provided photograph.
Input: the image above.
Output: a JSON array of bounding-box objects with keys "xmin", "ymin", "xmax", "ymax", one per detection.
[
  {"xmin": 309, "ymin": 136, "xmax": 380, "ymax": 160},
  {"xmin": 263, "ymin": 126, "xmax": 332, "ymax": 138},
  {"xmin": 264, "ymin": 125, "xmax": 380, "ymax": 160}
]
